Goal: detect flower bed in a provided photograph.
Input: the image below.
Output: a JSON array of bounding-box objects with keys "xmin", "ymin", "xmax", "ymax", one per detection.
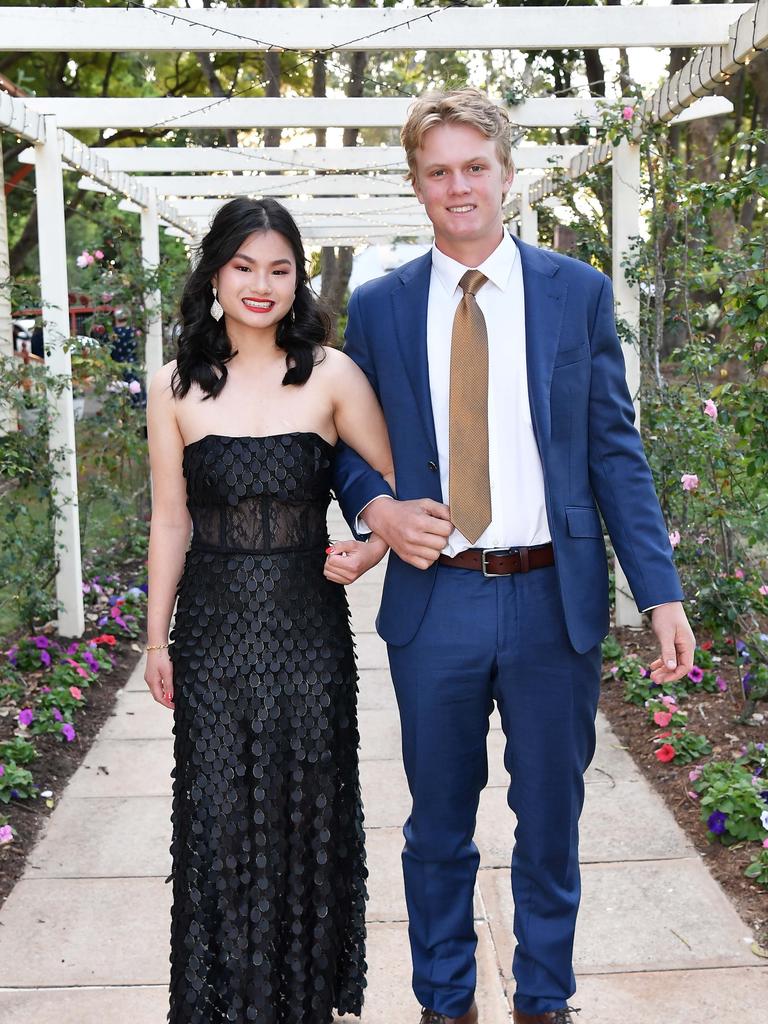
[
  {"xmin": 0, "ymin": 570, "xmax": 146, "ymax": 905},
  {"xmin": 600, "ymin": 627, "xmax": 768, "ymax": 950}
]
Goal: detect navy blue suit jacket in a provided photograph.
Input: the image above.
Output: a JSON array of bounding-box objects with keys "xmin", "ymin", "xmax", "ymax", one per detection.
[{"xmin": 333, "ymin": 238, "xmax": 683, "ymax": 652}]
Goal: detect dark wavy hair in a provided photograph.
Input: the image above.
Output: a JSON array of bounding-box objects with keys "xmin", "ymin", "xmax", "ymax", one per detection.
[{"xmin": 172, "ymin": 197, "xmax": 329, "ymax": 399}]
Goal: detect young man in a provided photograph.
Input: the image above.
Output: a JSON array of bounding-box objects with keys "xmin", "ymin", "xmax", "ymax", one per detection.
[{"xmin": 330, "ymin": 89, "xmax": 694, "ymax": 1024}]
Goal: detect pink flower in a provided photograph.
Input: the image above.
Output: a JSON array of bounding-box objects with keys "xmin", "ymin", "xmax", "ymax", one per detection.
[
  {"xmin": 94, "ymin": 249, "xmax": 104, "ymax": 260},
  {"xmin": 759, "ymin": 584, "xmax": 768, "ymax": 596},
  {"xmin": 669, "ymin": 529, "xmax": 681, "ymax": 548},
  {"xmin": 763, "ymin": 838, "xmax": 768, "ymax": 849},
  {"xmin": 76, "ymin": 250, "xmax": 95, "ymax": 269},
  {"xmin": 622, "ymin": 105, "xmax": 635, "ymax": 121},
  {"xmin": 688, "ymin": 767, "xmax": 702, "ymax": 782},
  {"xmin": 716, "ymin": 676, "xmax": 728, "ymax": 692},
  {"xmin": 654, "ymin": 710, "xmax": 673, "ymax": 727},
  {"xmin": 101, "ymin": 291, "xmax": 114, "ymax": 302},
  {"xmin": 681, "ymin": 473, "xmax": 699, "ymax": 491},
  {"xmin": 128, "ymin": 380, "xmax": 141, "ymax": 395},
  {"xmin": 703, "ymin": 399, "xmax": 718, "ymax": 420},
  {"xmin": 0, "ymin": 825, "xmax": 13, "ymax": 845},
  {"xmin": 69, "ymin": 686, "xmax": 83, "ymax": 700},
  {"xmin": 688, "ymin": 665, "xmax": 704, "ymax": 683},
  {"xmin": 661, "ymin": 695, "xmax": 677, "ymax": 707},
  {"xmin": 687, "ymin": 790, "xmax": 699, "ymax": 800},
  {"xmin": 734, "ymin": 568, "xmax": 745, "ymax": 579}
]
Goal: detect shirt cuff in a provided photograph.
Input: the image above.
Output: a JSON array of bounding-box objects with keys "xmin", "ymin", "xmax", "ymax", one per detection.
[{"xmin": 356, "ymin": 494, "xmax": 394, "ymax": 535}]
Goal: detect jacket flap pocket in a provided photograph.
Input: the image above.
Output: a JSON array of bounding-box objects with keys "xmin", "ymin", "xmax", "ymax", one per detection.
[
  {"xmin": 554, "ymin": 341, "xmax": 588, "ymax": 367},
  {"xmin": 566, "ymin": 505, "xmax": 603, "ymax": 538}
]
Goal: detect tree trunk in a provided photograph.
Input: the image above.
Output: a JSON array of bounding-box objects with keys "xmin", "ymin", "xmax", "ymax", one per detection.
[{"xmin": 320, "ymin": 0, "xmax": 373, "ymax": 345}]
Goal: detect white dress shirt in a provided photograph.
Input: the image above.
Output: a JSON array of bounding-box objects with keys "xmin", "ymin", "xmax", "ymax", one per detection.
[{"xmin": 427, "ymin": 232, "xmax": 551, "ymax": 555}]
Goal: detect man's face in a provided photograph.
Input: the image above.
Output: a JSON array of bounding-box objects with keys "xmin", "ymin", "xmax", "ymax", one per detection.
[{"xmin": 411, "ymin": 122, "xmax": 514, "ymax": 258}]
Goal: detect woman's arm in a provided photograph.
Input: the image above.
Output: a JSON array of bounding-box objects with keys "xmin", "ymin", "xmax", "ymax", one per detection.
[
  {"xmin": 323, "ymin": 351, "xmax": 394, "ymax": 584},
  {"xmin": 330, "ymin": 350, "xmax": 395, "ymax": 493},
  {"xmin": 144, "ymin": 362, "xmax": 192, "ymax": 709}
]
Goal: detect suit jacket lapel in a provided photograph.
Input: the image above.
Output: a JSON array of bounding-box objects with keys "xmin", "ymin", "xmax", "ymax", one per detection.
[
  {"xmin": 391, "ymin": 251, "xmax": 438, "ymax": 453},
  {"xmin": 515, "ymin": 237, "xmax": 567, "ymax": 453}
]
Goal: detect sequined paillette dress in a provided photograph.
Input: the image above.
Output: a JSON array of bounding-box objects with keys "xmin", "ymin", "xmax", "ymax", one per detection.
[{"xmin": 168, "ymin": 433, "xmax": 367, "ymax": 1024}]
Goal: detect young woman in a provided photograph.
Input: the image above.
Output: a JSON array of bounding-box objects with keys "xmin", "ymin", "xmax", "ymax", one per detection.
[{"xmin": 145, "ymin": 197, "xmax": 392, "ymax": 1024}]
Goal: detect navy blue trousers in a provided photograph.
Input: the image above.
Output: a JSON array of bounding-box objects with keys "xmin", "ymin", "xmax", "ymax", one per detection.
[{"xmin": 387, "ymin": 564, "xmax": 601, "ymax": 1017}]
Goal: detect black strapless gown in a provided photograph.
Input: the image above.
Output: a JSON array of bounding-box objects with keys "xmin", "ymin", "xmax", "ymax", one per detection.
[{"xmin": 168, "ymin": 433, "xmax": 366, "ymax": 1024}]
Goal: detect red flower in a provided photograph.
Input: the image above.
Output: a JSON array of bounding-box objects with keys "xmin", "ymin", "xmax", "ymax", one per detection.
[
  {"xmin": 700, "ymin": 640, "xmax": 713, "ymax": 651},
  {"xmin": 653, "ymin": 710, "xmax": 673, "ymax": 727},
  {"xmin": 92, "ymin": 634, "xmax": 117, "ymax": 646},
  {"xmin": 655, "ymin": 744, "xmax": 676, "ymax": 763}
]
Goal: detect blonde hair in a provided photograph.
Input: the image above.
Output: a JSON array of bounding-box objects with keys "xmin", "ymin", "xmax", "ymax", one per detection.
[{"xmin": 401, "ymin": 88, "xmax": 514, "ymax": 184}]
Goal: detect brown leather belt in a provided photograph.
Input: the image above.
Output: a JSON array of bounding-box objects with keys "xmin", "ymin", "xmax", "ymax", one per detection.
[{"xmin": 438, "ymin": 542, "xmax": 554, "ymax": 577}]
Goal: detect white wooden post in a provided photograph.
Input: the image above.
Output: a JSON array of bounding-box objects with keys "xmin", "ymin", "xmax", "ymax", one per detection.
[
  {"xmin": 140, "ymin": 192, "xmax": 163, "ymax": 387},
  {"xmin": 518, "ymin": 181, "xmax": 539, "ymax": 246},
  {"xmin": 35, "ymin": 116, "xmax": 84, "ymax": 637},
  {"xmin": 612, "ymin": 138, "xmax": 643, "ymax": 628},
  {"xmin": 0, "ymin": 137, "xmax": 15, "ymax": 433}
]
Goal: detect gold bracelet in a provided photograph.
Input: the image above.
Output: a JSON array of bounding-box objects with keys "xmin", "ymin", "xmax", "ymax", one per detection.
[{"xmin": 145, "ymin": 641, "xmax": 171, "ymax": 651}]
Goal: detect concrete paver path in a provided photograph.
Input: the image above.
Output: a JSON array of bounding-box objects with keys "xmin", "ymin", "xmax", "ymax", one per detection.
[{"xmin": 0, "ymin": 505, "xmax": 765, "ymax": 1022}]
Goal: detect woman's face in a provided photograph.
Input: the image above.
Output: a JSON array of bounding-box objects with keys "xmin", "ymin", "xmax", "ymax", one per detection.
[{"xmin": 212, "ymin": 229, "xmax": 298, "ymax": 335}]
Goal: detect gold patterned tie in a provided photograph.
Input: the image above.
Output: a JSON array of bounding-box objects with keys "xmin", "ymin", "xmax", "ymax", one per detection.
[{"xmin": 449, "ymin": 269, "xmax": 492, "ymax": 545}]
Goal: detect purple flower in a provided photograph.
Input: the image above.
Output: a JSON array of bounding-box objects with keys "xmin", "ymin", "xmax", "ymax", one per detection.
[
  {"xmin": 6, "ymin": 646, "xmax": 17, "ymax": 666},
  {"xmin": 61, "ymin": 723, "xmax": 76, "ymax": 743},
  {"xmin": 33, "ymin": 636, "xmax": 50, "ymax": 649},
  {"xmin": 39, "ymin": 649, "xmax": 52, "ymax": 668},
  {"xmin": 17, "ymin": 708, "xmax": 34, "ymax": 727},
  {"xmin": 0, "ymin": 764, "xmax": 5, "ymax": 777},
  {"xmin": 97, "ymin": 615, "xmax": 109, "ymax": 627},
  {"xmin": 688, "ymin": 666, "xmax": 704, "ymax": 684},
  {"xmin": 760, "ymin": 791, "xmax": 768, "ymax": 805},
  {"xmin": 83, "ymin": 650, "xmax": 100, "ymax": 673},
  {"xmin": 40, "ymin": 686, "xmax": 51, "ymax": 693},
  {"xmin": 0, "ymin": 825, "xmax": 13, "ymax": 845},
  {"xmin": 707, "ymin": 810, "xmax": 728, "ymax": 835},
  {"xmin": 716, "ymin": 676, "xmax": 728, "ymax": 692},
  {"xmin": 736, "ymin": 639, "xmax": 748, "ymax": 654},
  {"xmin": 757, "ymin": 743, "xmax": 765, "ymax": 752},
  {"xmin": 66, "ymin": 642, "xmax": 79, "ymax": 655},
  {"xmin": 138, "ymin": 582, "xmax": 148, "ymax": 595},
  {"xmin": 113, "ymin": 615, "xmax": 128, "ymax": 630},
  {"xmin": 52, "ymin": 708, "xmax": 63, "ymax": 722}
]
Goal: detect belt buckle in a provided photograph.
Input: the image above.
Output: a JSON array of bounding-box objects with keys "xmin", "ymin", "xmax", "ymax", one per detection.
[{"xmin": 481, "ymin": 547, "xmax": 515, "ymax": 578}]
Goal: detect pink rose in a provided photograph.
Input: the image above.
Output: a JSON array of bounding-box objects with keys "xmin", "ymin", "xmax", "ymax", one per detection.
[
  {"xmin": 622, "ymin": 106, "xmax": 635, "ymax": 121},
  {"xmin": 680, "ymin": 473, "xmax": 699, "ymax": 492},
  {"xmin": 94, "ymin": 250, "xmax": 104, "ymax": 260},
  {"xmin": 703, "ymin": 399, "xmax": 718, "ymax": 420}
]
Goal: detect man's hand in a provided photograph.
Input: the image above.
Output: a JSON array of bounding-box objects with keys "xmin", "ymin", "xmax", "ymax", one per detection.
[
  {"xmin": 324, "ymin": 535, "xmax": 388, "ymax": 585},
  {"xmin": 363, "ymin": 496, "xmax": 452, "ymax": 570},
  {"xmin": 648, "ymin": 602, "xmax": 696, "ymax": 684}
]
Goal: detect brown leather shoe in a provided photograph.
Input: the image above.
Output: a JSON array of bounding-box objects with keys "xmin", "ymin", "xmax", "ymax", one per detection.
[
  {"xmin": 513, "ymin": 1007, "xmax": 580, "ymax": 1023},
  {"xmin": 420, "ymin": 1000, "xmax": 479, "ymax": 1024}
]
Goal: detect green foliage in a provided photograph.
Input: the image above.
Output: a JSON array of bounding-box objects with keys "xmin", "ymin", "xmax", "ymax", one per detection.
[
  {"xmin": 744, "ymin": 849, "xmax": 768, "ymax": 889},
  {"xmin": 0, "ymin": 737, "xmax": 37, "ymax": 768},
  {"xmin": 692, "ymin": 761, "xmax": 767, "ymax": 844},
  {"xmin": 0, "ymin": 761, "xmax": 36, "ymax": 804},
  {"xmin": 654, "ymin": 727, "xmax": 712, "ymax": 767}
]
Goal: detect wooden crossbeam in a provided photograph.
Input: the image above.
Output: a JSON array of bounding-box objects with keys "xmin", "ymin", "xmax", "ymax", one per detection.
[
  {"xmin": 22, "ymin": 97, "xmax": 678, "ymax": 131},
  {"xmin": 0, "ymin": 5, "xmax": 750, "ymax": 52},
  {"xmin": 22, "ymin": 144, "xmax": 588, "ymax": 173}
]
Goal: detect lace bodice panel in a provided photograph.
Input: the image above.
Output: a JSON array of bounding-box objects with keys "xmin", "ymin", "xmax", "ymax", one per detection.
[{"xmin": 182, "ymin": 432, "xmax": 334, "ymax": 554}]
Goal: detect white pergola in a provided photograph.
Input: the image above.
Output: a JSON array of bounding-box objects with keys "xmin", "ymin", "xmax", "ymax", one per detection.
[{"xmin": 1, "ymin": 2, "xmax": 765, "ymax": 636}]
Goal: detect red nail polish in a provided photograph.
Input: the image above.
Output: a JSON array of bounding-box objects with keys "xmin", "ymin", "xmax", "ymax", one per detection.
[{"xmin": 325, "ymin": 546, "xmax": 334, "ymax": 554}]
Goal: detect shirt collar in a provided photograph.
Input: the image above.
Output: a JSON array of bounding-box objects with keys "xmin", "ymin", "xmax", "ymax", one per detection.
[{"xmin": 431, "ymin": 230, "xmax": 517, "ymax": 297}]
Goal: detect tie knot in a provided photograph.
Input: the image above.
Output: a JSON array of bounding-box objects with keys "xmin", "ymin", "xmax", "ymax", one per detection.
[{"xmin": 459, "ymin": 269, "xmax": 488, "ymax": 297}]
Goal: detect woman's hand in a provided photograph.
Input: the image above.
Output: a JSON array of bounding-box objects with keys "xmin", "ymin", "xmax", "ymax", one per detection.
[
  {"xmin": 144, "ymin": 648, "xmax": 175, "ymax": 709},
  {"xmin": 323, "ymin": 535, "xmax": 388, "ymax": 585}
]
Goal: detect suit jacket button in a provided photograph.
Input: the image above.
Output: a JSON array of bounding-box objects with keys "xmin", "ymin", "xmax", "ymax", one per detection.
[{"xmin": 428, "ymin": 460, "xmax": 438, "ymax": 472}]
